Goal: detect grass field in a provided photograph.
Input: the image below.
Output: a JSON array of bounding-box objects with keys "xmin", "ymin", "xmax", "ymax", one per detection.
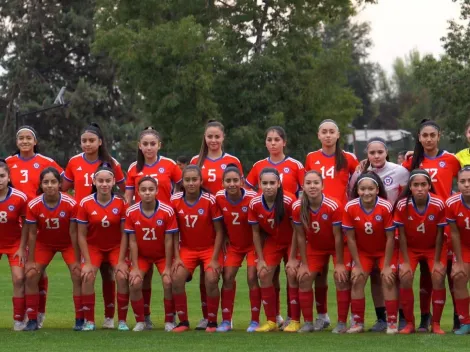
[{"xmin": 0, "ymin": 258, "xmax": 468, "ymax": 351}]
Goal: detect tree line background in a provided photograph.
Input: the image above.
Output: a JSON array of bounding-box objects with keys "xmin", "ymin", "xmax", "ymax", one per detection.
[{"xmin": 0, "ymin": 0, "xmax": 469, "ymax": 172}]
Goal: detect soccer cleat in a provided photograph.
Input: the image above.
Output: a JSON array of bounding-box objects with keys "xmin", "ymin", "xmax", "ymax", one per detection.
[
  {"xmin": 206, "ymin": 322, "xmax": 218, "ymax": 333},
  {"xmin": 398, "ymin": 317, "xmax": 407, "ymax": 331},
  {"xmin": 73, "ymin": 318, "xmax": 85, "ymax": 331},
  {"xmin": 133, "ymin": 322, "xmax": 145, "ymax": 332},
  {"xmin": 313, "ymin": 317, "xmax": 331, "ymax": 331},
  {"xmin": 165, "ymin": 322, "xmax": 176, "ymax": 332},
  {"xmin": 276, "ymin": 315, "xmax": 284, "ymax": 329},
  {"xmin": 144, "ymin": 315, "xmax": 154, "ymax": 330},
  {"xmin": 417, "ymin": 313, "xmax": 431, "ymax": 333},
  {"xmin": 23, "ymin": 320, "xmax": 38, "ymax": 331},
  {"xmin": 256, "ymin": 320, "xmax": 278, "ymax": 332},
  {"xmin": 216, "ymin": 320, "xmax": 232, "ymax": 332},
  {"xmin": 118, "ymin": 320, "xmax": 130, "ymax": 331},
  {"xmin": 172, "ymin": 321, "xmax": 190, "ymax": 333},
  {"xmin": 431, "ymin": 322, "xmax": 445, "ymax": 335},
  {"xmin": 102, "ymin": 317, "xmax": 115, "ymax": 329},
  {"xmin": 399, "ymin": 323, "xmax": 415, "ymax": 334},
  {"xmin": 246, "ymin": 321, "xmax": 259, "ymax": 332},
  {"xmin": 369, "ymin": 319, "xmax": 387, "ymax": 332},
  {"xmin": 283, "ymin": 320, "xmax": 300, "ymax": 332},
  {"xmin": 37, "ymin": 313, "xmax": 46, "ymax": 329},
  {"xmin": 455, "ymin": 324, "xmax": 470, "ymax": 335},
  {"xmin": 453, "ymin": 314, "xmax": 462, "ymax": 332},
  {"xmin": 298, "ymin": 322, "xmax": 315, "ymax": 333},
  {"xmin": 346, "ymin": 323, "xmax": 365, "ymax": 334},
  {"xmin": 195, "ymin": 318, "xmax": 208, "ymax": 331},
  {"xmin": 13, "ymin": 320, "xmax": 26, "ymax": 331},
  {"xmin": 82, "ymin": 322, "xmax": 96, "ymax": 331},
  {"xmin": 386, "ymin": 323, "xmax": 398, "ymax": 335},
  {"xmin": 332, "ymin": 322, "xmax": 348, "ymax": 334}
]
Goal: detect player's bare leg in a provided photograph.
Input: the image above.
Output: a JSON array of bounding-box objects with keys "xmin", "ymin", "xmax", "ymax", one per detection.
[
  {"xmin": 453, "ymin": 263, "xmax": 470, "ymax": 335},
  {"xmin": 298, "ymin": 271, "xmax": 316, "ymax": 333},
  {"xmin": 11, "ymin": 266, "xmax": 25, "ymax": 331},
  {"xmin": 246, "ymin": 265, "xmax": 261, "ymax": 332},
  {"xmin": 313, "ymin": 263, "xmax": 330, "ymax": 331},
  {"xmin": 24, "ymin": 263, "xmax": 47, "ymax": 331},
  {"xmin": 369, "ymin": 267, "xmax": 387, "ymax": 332}
]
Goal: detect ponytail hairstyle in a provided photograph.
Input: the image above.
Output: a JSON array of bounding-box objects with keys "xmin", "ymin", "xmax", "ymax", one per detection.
[
  {"xmin": 0, "ymin": 159, "xmax": 13, "ymax": 188},
  {"xmin": 136, "ymin": 127, "xmax": 161, "ymax": 173},
  {"xmin": 197, "ymin": 120, "xmax": 225, "ymax": 169},
  {"xmin": 362, "ymin": 137, "xmax": 390, "ymax": 172},
  {"xmin": 351, "ymin": 171, "xmax": 387, "ymax": 200},
  {"xmin": 266, "ymin": 126, "xmax": 287, "ymax": 154},
  {"xmin": 82, "ymin": 122, "xmax": 114, "ymax": 168},
  {"xmin": 259, "ymin": 167, "xmax": 285, "ymax": 224},
  {"xmin": 222, "ymin": 163, "xmax": 242, "ymax": 180},
  {"xmin": 410, "ymin": 119, "xmax": 441, "ymax": 171},
  {"xmin": 395, "ymin": 169, "xmax": 434, "ymax": 216},
  {"xmin": 36, "ymin": 167, "xmax": 62, "ymax": 195},
  {"xmin": 14, "ymin": 125, "xmax": 39, "ymax": 155},
  {"xmin": 90, "ymin": 162, "xmax": 115, "ymax": 195},
  {"xmin": 300, "ymin": 170, "xmax": 323, "ymax": 230},
  {"xmin": 318, "ymin": 119, "xmax": 347, "ymax": 171}
]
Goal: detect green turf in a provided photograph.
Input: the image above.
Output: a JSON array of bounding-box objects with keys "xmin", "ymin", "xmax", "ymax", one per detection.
[{"xmin": 0, "ymin": 257, "xmax": 468, "ymax": 351}]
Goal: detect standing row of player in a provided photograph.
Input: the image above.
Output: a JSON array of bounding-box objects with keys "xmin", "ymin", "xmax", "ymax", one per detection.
[{"xmin": 1, "ymin": 118, "xmax": 470, "ymax": 334}]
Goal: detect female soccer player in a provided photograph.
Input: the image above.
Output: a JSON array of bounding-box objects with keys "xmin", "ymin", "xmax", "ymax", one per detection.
[
  {"xmin": 63, "ymin": 122, "xmax": 126, "ymax": 328},
  {"xmin": 455, "ymin": 119, "xmax": 470, "ymax": 167},
  {"xmin": 304, "ymin": 119, "xmax": 358, "ymax": 331},
  {"xmin": 214, "ymin": 164, "xmax": 259, "ymax": 332},
  {"xmin": 248, "ymin": 168, "xmax": 297, "ymax": 332},
  {"xmin": 394, "ymin": 169, "xmax": 447, "ymax": 334},
  {"xmin": 343, "ymin": 172, "xmax": 398, "ymax": 334},
  {"xmin": 76, "ymin": 163, "xmax": 128, "ymax": 331},
  {"xmin": 190, "ymin": 120, "xmax": 242, "ymax": 330},
  {"xmin": 122, "ymin": 177, "xmax": 178, "ymax": 332},
  {"xmin": 0, "ymin": 160, "xmax": 29, "ymax": 331},
  {"xmin": 6, "ymin": 125, "xmax": 64, "ymax": 329},
  {"xmin": 293, "ymin": 170, "xmax": 351, "ymax": 333},
  {"xmin": 170, "ymin": 165, "xmax": 224, "ymax": 333},
  {"xmin": 23, "ymin": 168, "xmax": 82, "ymax": 331},
  {"xmin": 446, "ymin": 167, "xmax": 470, "ymax": 335}
]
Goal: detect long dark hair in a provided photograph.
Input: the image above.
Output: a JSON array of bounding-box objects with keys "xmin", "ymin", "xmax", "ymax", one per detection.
[
  {"xmin": 266, "ymin": 126, "xmax": 287, "ymax": 155},
  {"xmin": 197, "ymin": 120, "xmax": 224, "ymax": 168},
  {"xmin": 318, "ymin": 119, "xmax": 346, "ymax": 171},
  {"xmin": 222, "ymin": 163, "xmax": 242, "ymax": 179},
  {"xmin": 410, "ymin": 119, "xmax": 441, "ymax": 171},
  {"xmin": 259, "ymin": 167, "xmax": 285, "ymax": 224},
  {"xmin": 300, "ymin": 170, "xmax": 323, "ymax": 230},
  {"xmin": 13, "ymin": 125, "xmax": 40, "ymax": 155},
  {"xmin": 395, "ymin": 169, "xmax": 435, "ymax": 217},
  {"xmin": 82, "ymin": 122, "xmax": 114, "ymax": 168},
  {"xmin": 36, "ymin": 167, "xmax": 62, "ymax": 195},
  {"xmin": 181, "ymin": 164, "xmax": 210, "ymax": 195},
  {"xmin": 363, "ymin": 137, "xmax": 390, "ymax": 172},
  {"xmin": 351, "ymin": 171, "xmax": 388, "ymax": 200},
  {"xmin": 136, "ymin": 127, "xmax": 161, "ymax": 173},
  {"xmin": 0, "ymin": 159, "xmax": 13, "ymax": 188},
  {"xmin": 91, "ymin": 162, "xmax": 115, "ymax": 195}
]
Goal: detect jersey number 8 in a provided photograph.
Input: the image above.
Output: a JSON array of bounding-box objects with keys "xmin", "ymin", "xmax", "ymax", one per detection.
[{"xmin": 364, "ymin": 222, "xmax": 373, "ymax": 235}]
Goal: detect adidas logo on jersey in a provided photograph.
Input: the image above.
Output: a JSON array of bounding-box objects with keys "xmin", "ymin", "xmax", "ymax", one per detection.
[
  {"xmin": 135, "ymin": 221, "xmax": 140, "ymax": 225},
  {"xmin": 12, "ymin": 164, "xmax": 18, "ymax": 168},
  {"xmin": 258, "ymin": 214, "xmax": 264, "ymax": 218},
  {"xmin": 459, "ymin": 213, "xmax": 464, "ymax": 217},
  {"xmin": 223, "ymin": 207, "xmax": 228, "ymax": 211},
  {"xmin": 408, "ymin": 216, "xmax": 413, "ymax": 220},
  {"xmin": 76, "ymin": 166, "xmax": 82, "ymax": 171},
  {"xmin": 39, "ymin": 214, "xmax": 45, "ymax": 218},
  {"xmin": 354, "ymin": 217, "xmax": 360, "ymax": 221},
  {"xmin": 315, "ymin": 161, "xmax": 320, "ymax": 165},
  {"xmin": 92, "ymin": 211, "xmax": 98, "ymax": 215},
  {"xmin": 179, "ymin": 210, "xmax": 184, "ymax": 214},
  {"xmin": 138, "ymin": 172, "xmax": 144, "ymax": 176}
]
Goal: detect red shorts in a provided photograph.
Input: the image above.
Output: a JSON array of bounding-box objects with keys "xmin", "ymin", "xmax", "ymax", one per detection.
[
  {"xmin": 400, "ymin": 247, "xmax": 447, "ymax": 272},
  {"xmin": 135, "ymin": 256, "xmax": 167, "ymax": 274},
  {"xmin": 306, "ymin": 246, "xmax": 352, "ymax": 273},
  {"xmin": 179, "ymin": 247, "xmax": 224, "ymax": 274},
  {"xmin": 83, "ymin": 246, "xmax": 121, "ymax": 268},
  {"xmin": 263, "ymin": 238, "xmax": 290, "ymax": 267},
  {"xmin": 224, "ymin": 246, "xmax": 257, "ymax": 267},
  {"xmin": 353, "ymin": 252, "xmax": 398, "ymax": 273},
  {"xmin": 0, "ymin": 246, "xmax": 23, "ymax": 267},
  {"xmin": 35, "ymin": 242, "xmax": 76, "ymax": 265}
]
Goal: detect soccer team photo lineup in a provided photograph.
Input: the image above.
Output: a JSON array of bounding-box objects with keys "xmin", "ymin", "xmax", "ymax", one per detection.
[{"xmin": 3, "ymin": 118, "xmax": 470, "ymax": 336}]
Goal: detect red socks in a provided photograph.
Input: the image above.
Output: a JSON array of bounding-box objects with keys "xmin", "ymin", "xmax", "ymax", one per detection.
[
  {"xmin": 117, "ymin": 293, "xmax": 129, "ymax": 322},
  {"xmin": 351, "ymin": 298, "xmax": 365, "ymax": 324},
  {"xmin": 419, "ymin": 272, "xmax": 432, "ymax": 314},
  {"xmin": 299, "ymin": 290, "xmax": 314, "ymax": 322},
  {"xmin": 261, "ymin": 286, "xmax": 277, "ymax": 322},
  {"xmin": 315, "ymin": 286, "xmax": 328, "ymax": 315},
  {"xmin": 432, "ymin": 289, "xmax": 446, "ymax": 324},
  {"xmin": 173, "ymin": 292, "xmax": 188, "ymax": 322},
  {"xmin": 385, "ymin": 300, "xmax": 398, "ymax": 324},
  {"xmin": 12, "ymin": 297, "xmax": 25, "ymax": 321},
  {"xmin": 102, "ymin": 280, "xmax": 115, "ymax": 319},
  {"xmin": 200, "ymin": 283, "xmax": 208, "ymax": 319},
  {"xmin": 25, "ymin": 294, "xmax": 39, "ymax": 320},
  {"xmin": 336, "ymin": 289, "xmax": 351, "ymax": 323},
  {"xmin": 221, "ymin": 288, "xmax": 236, "ymax": 322},
  {"xmin": 38, "ymin": 276, "xmax": 48, "ymax": 314},
  {"xmin": 164, "ymin": 299, "xmax": 175, "ymax": 323},
  {"xmin": 73, "ymin": 295, "xmax": 84, "ymax": 320},
  {"xmin": 455, "ymin": 297, "xmax": 470, "ymax": 324},
  {"xmin": 400, "ymin": 288, "xmax": 415, "ymax": 324},
  {"xmin": 206, "ymin": 295, "xmax": 220, "ymax": 324},
  {"xmin": 82, "ymin": 293, "xmax": 95, "ymax": 323},
  {"xmin": 142, "ymin": 288, "xmax": 151, "ymax": 317},
  {"xmin": 249, "ymin": 288, "xmax": 261, "ymax": 323},
  {"xmin": 288, "ymin": 287, "xmax": 300, "ymax": 321},
  {"xmin": 131, "ymin": 298, "xmax": 145, "ymax": 323}
]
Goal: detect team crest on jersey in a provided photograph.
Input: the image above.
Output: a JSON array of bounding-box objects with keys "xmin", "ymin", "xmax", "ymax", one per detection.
[
  {"xmin": 221, "ymin": 164, "xmax": 227, "ymax": 170},
  {"xmin": 383, "ymin": 176, "xmax": 393, "ymax": 186},
  {"xmin": 242, "ymin": 206, "xmax": 248, "ymax": 213},
  {"xmin": 283, "ymin": 167, "xmax": 290, "ymax": 173},
  {"xmin": 428, "ymin": 214, "xmax": 435, "ymax": 221},
  {"xmin": 112, "ymin": 208, "xmax": 119, "ymax": 215},
  {"xmin": 322, "ymin": 214, "xmax": 328, "ymax": 220},
  {"xmin": 33, "ymin": 163, "xmax": 40, "ymax": 169},
  {"xmin": 375, "ymin": 215, "xmax": 382, "ymax": 221},
  {"xmin": 156, "ymin": 220, "xmax": 163, "ymax": 226},
  {"xmin": 439, "ymin": 161, "xmax": 446, "ymax": 168},
  {"xmin": 198, "ymin": 209, "xmax": 204, "ymax": 215},
  {"xmin": 59, "ymin": 211, "xmax": 66, "ymax": 218},
  {"xmin": 8, "ymin": 205, "xmax": 14, "ymax": 211},
  {"xmin": 159, "ymin": 167, "xmax": 165, "ymax": 173}
]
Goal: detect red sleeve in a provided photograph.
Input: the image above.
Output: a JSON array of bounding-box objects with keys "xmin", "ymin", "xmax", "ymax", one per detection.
[
  {"xmin": 393, "ymin": 204, "xmax": 404, "ymax": 226},
  {"xmin": 331, "ymin": 206, "xmax": 342, "ymax": 225},
  {"xmin": 401, "ymin": 156, "xmax": 412, "ymax": 171},
  {"xmin": 451, "ymin": 155, "xmax": 461, "ymax": 177},
  {"xmin": 342, "ymin": 205, "xmax": 354, "ymax": 229},
  {"xmin": 383, "ymin": 207, "xmax": 394, "ymax": 230},
  {"xmin": 446, "ymin": 202, "xmax": 456, "ymax": 222},
  {"xmin": 291, "ymin": 204, "xmax": 301, "ymax": 224},
  {"xmin": 190, "ymin": 156, "xmax": 198, "ymax": 165},
  {"xmin": 246, "ymin": 165, "xmax": 259, "ymax": 189},
  {"xmin": 210, "ymin": 199, "xmax": 223, "ymax": 221},
  {"xmin": 120, "ymin": 201, "xmax": 128, "ymax": 221},
  {"xmin": 64, "ymin": 159, "xmax": 75, "ymax": 183},
  {"xmin": 171, "ymin": 163, "xmax": 183, "ymax": 184},
  {"xmin": 348, "ymin": 154, "xmax": 359, "ymax": 175},
  {"xmin": 304, "ymin": 154, "xmax": 312, "ymax": 172},
  {"xmin": 71, "ymin": 203, "xmax": 78, "ymax": 220},
  {"xmin": 19, "ymin": 198, "xmax": 27, "ymax": 218},
  {"xmin": 124, "ymin": 212, "xmax": 135, "ymax": 233},
  {"xmin": 76, "ymin": 203, "xmax": 89, "ymax": 223},
  {"xmin": 25, "ymin": 204, "xmax": 36, "ymax": 224},
  {"xmin": 248, "ymin": 201, "xmax": 258, "ymax": 224},
  {"xmin": 125, "ymin": 166, "xmax": 136, "ymax": 189},
  {"xmin": 114, "ymin": 163, "xmax": 126, "ymax": 184},
  {"xmin": 166, "ymin": 212, "xmax": 179, "ymax": 233},
  {"xmin": 297, "ymin": 164, "xmax": 305, "ymax": 188}
]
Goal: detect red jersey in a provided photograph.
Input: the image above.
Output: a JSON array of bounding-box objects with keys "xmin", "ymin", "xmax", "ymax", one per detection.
[
  {"xmin": 190, "ymin": 153, "xmax": 243, "ymax": 195},
  {"xmin": 6, "ymin": 154, "xmax": 64, "ymax": 200},
  {"xmin": 248, "ymin": 192, "xmax": 294, "ymax": 246},
  {"xmin": 291, "ymin": 195, "xmax": 342, "ymax": 252},
  {"xmin": 305, "ymin": 150, "xmax": 358, "ymax": 205},
  {"xmin": 246, "ymin": 157, "xmax": 304, "ymax": 196},
  {"xmin": 171, "ymin": 191, "xmax": 223, "ymax": 250},
  {"xmin": 215, "ymin": 189, "xmax": 258, "ymax": 252},
  {"xmin": 64, "ymin": 153, "xmax": 126, "ymax": 203},
  {"xmin": 446, "ymin": 194, "xmax": 470, "ymax": 249},
  {"xmin": 402, "ymin": 151, "xmax": 460, "ymax": 198},
  {"xmin": 0, "ymin": 187, "xmax": 27, "ymax": 248},
  {"xmin": 342, "ymin": 197, "xmax": 395, "ymax": 254},
  {"xmin": 126, "ymin": 156, "xmax": 182, "ymax": 204},
  {"xmin": 25, "ymin": 193, "xmax": 77, "ymax": 248},
  {"xmin": 394, "ymin": 194, "xmax": 447, "ymax": 250},
  {"xmin": 76, "ymin": 194, "xmax": 127, "ymax": 251},
  {"xmin": 124, "ymin": 201, "xmax": 178, "ymax": 259}
]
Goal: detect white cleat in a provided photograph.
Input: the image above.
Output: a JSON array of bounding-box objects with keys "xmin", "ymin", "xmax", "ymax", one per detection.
[
  {"xmin": 165, "ymin": 322, "xmax": 176, "ymax": 332},
  {"xmin": 37, "ymin": 313, "xmax": 46, "ymax": 329},
  {"xmin": 133, "ymin": 322, "xmax": 145, "ymax": 332},
  {"xmin": 347, "ymin": 323, "xmax": 365, "ymax": 334},
  {"xmin": 195, "ymin": 318, "xmax": 208, "ymax": 330},
  {"xmin": 13, "ymin": 320, "xmax": 26, "ymax": 331},
  {"xmin": 102, "ymin": 317, "xmax": 115, "ymax": 329}
]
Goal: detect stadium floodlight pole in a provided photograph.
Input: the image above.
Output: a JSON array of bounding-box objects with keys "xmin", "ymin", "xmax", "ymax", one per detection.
[{"xmin": 15, "ymin": 86, "xmax": 69, "ymax": 131}]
